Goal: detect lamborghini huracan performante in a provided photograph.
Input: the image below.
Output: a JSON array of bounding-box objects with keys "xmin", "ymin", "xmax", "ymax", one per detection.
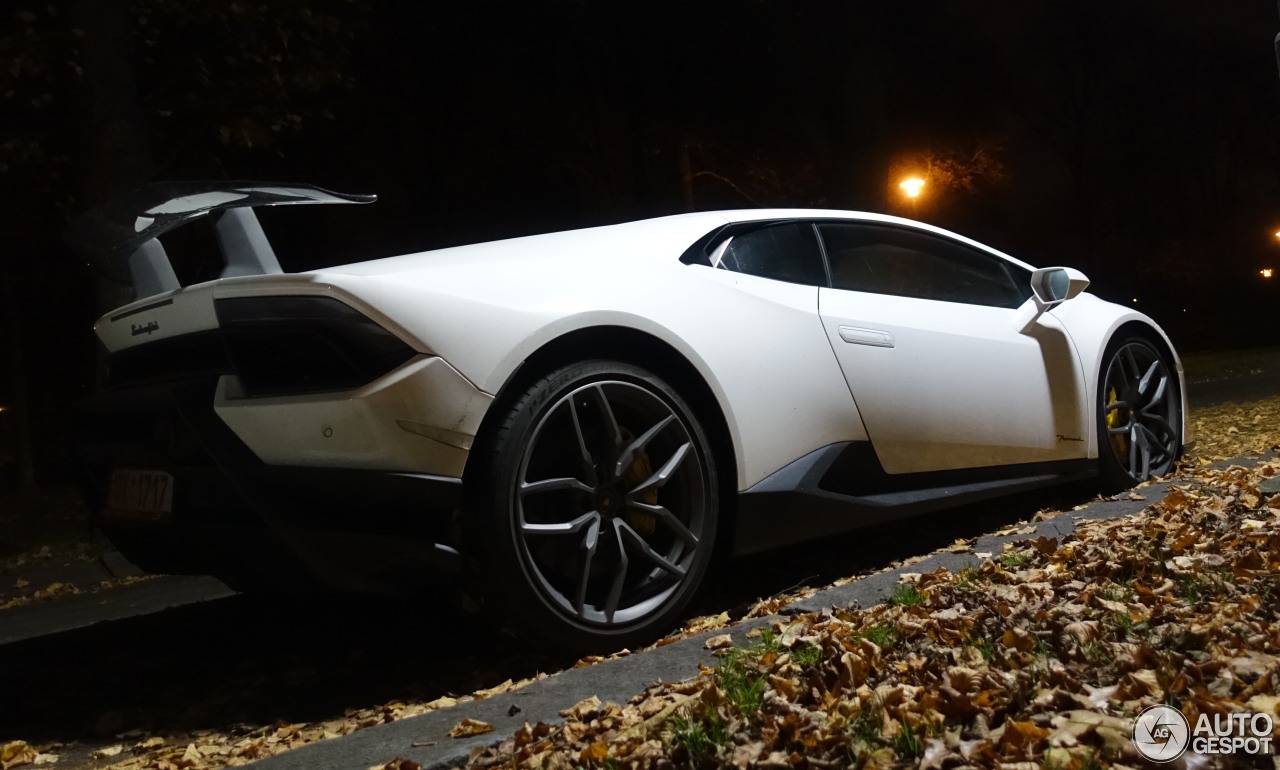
[{"xmin": 68, "ymin": 182, "xmax": 1190, "ymax": 649}]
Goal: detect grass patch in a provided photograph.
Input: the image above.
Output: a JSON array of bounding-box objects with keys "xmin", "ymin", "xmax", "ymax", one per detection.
[
  {"xmin": 846, "ymin": 698, "xmax": 923, "ymax": 760},
  {"xmin": 892, "ymin": 719, "xmax": 922, "ymax": 758},
  {"xmin": 790, "ymin": 643, "xmax": 822, "ymax": 667},
  {"xmin": 972, "ymin": 636, "xmax": 997, "ymax": 661},
  {"xmin": 888, "ymin": 583, "xmax": 924, "ymax": 607},
  {"xmin": 755, "ymin": 626, "xmax": 782, "ymax": 654},
  {"xmin": 716, "ymin": 648, "xmax": 767, "ymax": 716},
  {"xmin": 668, "ymin": 708, "xmax": 729, "ymax": 760},
  {"xmin": 848, "ymin": 697, "xmax": 884, "ymax": 744},
  {"xmin": 860, "ymin": 623, "xmax": 897, "ymax": 648},
  {"xmin": 954, "ymin": 567, "xmax": 980, "ymax": 588},
  {"xmin": 999, "ymin": 550, "xmax": 1031, "ymax": 569},
  {"xmin": 1180, "ymin": 571, "xmax": 1231, "ymax": 605}
]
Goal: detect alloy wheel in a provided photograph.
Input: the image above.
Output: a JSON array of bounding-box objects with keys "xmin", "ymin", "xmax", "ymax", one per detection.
[
  {"xmin": 513, "ymin": 379, "xmax": 709, "ymax": 627},
  {"xmin": 1101, "ymin": 341, "xmax": 1179, "ymax": 481}
]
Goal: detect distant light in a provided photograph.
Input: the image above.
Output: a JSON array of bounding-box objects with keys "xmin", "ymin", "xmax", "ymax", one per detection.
[
  {"xmin": 899, "ymin": 177, "xmax": 925, "ymax": 198},
  {"xmin": 1274, "ymin": 231, "xmax": 1280, "ymax": 238},
  {"xmin": 1263, "ymin": 268, "xmax": 1275, "ymax": 279},
  {"xmin": 1132, "ymin": 297, "xmax": 1139, "ymax": 303},
  {"xmin": 0, "ymin": 405, "xmax": 6, "ymax": 413}
]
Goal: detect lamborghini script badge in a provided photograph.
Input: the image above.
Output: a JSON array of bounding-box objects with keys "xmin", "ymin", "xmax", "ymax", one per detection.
[{"xmin": 131, "ymin": 321, "xmax": 159, "ymax": 336}]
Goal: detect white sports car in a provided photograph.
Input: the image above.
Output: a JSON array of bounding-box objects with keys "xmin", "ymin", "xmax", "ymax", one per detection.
[{"xmin": 70, "ymin": 183, "xmax": 1189, "ymax": 649}]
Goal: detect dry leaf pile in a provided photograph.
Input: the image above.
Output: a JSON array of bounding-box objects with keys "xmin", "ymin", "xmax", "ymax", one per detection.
[{"xmin": 460, "ymin": 460, "xmax": 1280, "ymax": 770}]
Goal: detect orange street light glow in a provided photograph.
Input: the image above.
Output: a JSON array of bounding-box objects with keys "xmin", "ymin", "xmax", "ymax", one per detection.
[
  {"xmin": 1263, "ymin": 268, "xmax": 1275, "ymax": 278},
  {"xmin": 899, "ymin": 177, "xmax": 925, "ymax": 198}
]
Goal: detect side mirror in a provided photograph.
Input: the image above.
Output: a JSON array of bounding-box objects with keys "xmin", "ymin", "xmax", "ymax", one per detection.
[{"xmin": 1014, "ymin": 266, "xmax": 1090, "ymax": 333}]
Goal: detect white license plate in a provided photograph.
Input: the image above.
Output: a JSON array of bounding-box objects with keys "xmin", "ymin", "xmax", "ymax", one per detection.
[{"xmin": 105, "ymin": 468, "xmax": 175, "ymax": 522}]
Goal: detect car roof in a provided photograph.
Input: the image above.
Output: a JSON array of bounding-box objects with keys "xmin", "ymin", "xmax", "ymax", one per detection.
[{"xmin": 322, "ymin": 208, "xmax": 1034, "ymax": 276}]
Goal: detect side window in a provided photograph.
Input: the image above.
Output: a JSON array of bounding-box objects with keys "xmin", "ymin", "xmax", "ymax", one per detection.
[
  {"xmin": 713, "ymin": 222, "xmax": 827, "ymax": 287},
  {"xmin": 818, "ymin": 223, "xmax": 1031, "ymax": 309}
]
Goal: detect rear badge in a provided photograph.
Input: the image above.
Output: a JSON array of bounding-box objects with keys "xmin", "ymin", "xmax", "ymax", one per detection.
[{"xmin": 131, "ymin": 320, "xmax": 159, "ymax": 336}]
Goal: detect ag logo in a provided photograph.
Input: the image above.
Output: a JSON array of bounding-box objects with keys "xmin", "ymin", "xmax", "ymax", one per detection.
[{"xmin": 1132, "ymin": 705, "xmax": 1190, "ymax": 762}]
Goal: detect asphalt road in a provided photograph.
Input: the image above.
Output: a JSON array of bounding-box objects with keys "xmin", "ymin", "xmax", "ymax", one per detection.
[
  {"xmin": 1188, "ymin": 366, "xmax": 1280, "ymax": 408},
  {"xmin": 1, "ymin": 371, "xmax": 1275, "ymax": 769}
]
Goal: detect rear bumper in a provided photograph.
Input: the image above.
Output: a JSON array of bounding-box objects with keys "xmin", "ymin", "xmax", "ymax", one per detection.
[{"xmin": 74, "ymin": 380, "xmax": 465, "ymax": 592}]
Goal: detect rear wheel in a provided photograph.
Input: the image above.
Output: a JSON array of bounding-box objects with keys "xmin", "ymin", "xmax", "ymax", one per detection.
[
  {"xmin": 467, "ymin": 360, "xmax": 718, "ymax": 651},
  {"xmin": 1097, "ymin": 337, "xmax": 1181, "ymax": 489}
]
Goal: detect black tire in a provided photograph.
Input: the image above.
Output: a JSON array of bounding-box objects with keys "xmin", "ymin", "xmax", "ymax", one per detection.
[
  {"xmin": 1096, "ymin": 336, "xmax": 1182, "ymax": 491},
  {"xmin": 466, "ymin": 360, "xmax": 718, "ymax": 651}
]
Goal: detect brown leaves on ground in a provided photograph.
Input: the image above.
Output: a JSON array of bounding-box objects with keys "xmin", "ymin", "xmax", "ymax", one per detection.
[{"xmin": 463, "ymin": 457, "xmax": 1280, "ymax": 770}]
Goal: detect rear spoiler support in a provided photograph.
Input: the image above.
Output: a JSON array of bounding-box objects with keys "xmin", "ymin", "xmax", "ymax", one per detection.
[{"xmin": 65, "ymin": 182, "xmax": 376, "ymax": 298}]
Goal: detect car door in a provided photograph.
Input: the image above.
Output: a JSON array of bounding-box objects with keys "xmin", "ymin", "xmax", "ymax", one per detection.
[{"xmin": 816, "ymin": 221, "xmax": 1089, "ymax": 475}]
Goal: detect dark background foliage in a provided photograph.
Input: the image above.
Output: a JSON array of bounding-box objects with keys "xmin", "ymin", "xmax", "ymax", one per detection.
[{"xmin": 2, "ymin": 1, "xmax": 1279, "ymax": 489}]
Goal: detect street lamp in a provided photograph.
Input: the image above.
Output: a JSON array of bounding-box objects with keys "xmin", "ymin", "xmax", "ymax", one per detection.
[
  {"xmin": 899, "ymin": 177, "xmax": 925, "ymax": 199},
  {"xmin": 1263, "ymin": 268, "xmax": 1274, "ymax": 279}
]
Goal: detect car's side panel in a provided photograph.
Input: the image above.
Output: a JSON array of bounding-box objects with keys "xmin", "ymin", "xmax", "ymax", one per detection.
[
  {"xmin": 328, "ymin": 262, "xmax": 868, "ymax": 490},
  {"xmin": 818, "ymin": 288, "xmax": 1090, "ymax": 473}
]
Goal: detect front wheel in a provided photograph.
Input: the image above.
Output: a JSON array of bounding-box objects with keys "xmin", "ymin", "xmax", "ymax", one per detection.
[
  {"xmin": 1097, "ymin": 337, "xmax": 1182, "ymax": 490},
  {"xmin": 467, "ymin": 360, "xmax": 718, "ymax": 651}
]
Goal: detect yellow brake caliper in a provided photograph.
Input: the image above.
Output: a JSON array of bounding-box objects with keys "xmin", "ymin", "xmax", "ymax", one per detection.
[
  {"xmin": 619, "ymin": 428, "xmax": 658, "ymax": 535},
  {"xmin": 1106, "ymin": 386, "xmax": 1128, "ymax": 457}
]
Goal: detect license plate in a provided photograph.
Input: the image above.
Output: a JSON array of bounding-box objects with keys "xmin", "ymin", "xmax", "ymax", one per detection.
[{"xmin": 105, "ymin": 468, "xmax": 175, "ymax": 522}]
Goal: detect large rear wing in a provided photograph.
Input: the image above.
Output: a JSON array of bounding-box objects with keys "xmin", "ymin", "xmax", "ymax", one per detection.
[{"xmin": 64, "ymin": 182, "xmax": 376, "ymax": 299}]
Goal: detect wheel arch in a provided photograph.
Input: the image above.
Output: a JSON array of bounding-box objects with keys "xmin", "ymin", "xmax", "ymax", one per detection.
[{"xmin": 466, "ymin": 324, "xmax": 741, "ymax": 557}]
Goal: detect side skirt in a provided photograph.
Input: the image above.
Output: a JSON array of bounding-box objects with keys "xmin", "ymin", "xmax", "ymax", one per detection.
[{"xmin": 731, "ymin": 442, "xmax": 1096, "ymax": 556}]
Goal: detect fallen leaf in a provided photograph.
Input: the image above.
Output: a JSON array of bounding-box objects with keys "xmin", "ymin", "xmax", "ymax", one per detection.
[
  {"xmin": 90, "ymin": 745, "xmax": 123, "ymax": 759},
  {"xmin": 559, "ymin": 695, "xmax": 602, "ymax": 720},
  {"xmin": 1, "ymin": 742, "xmax": 36, "ymax": 770},
  {"xmin": 446, "ymin": 718, "xmax": 493, "ymax": 738},
  {"xmin": 704, "ymin": 633, "xmax": 734, "ymax": 650}
]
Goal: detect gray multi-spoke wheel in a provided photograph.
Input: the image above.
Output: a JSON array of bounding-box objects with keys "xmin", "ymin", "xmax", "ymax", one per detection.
[
  {"xmin": 1097, "ymin": 337, "xmax": 1181, "ymax": 488},
  {"xmin": 468, "ymin": 360, "xmax": 717, "ymax": 650}
]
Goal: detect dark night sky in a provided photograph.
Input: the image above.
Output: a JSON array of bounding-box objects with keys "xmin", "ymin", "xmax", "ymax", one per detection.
[
  {"xmin": 2, "ymin": 1, "xmax": 1280, "ymax": 482},
  {"xmin": 266, "ymin": 3, "xmax": 1280, "ymax": 300}
]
